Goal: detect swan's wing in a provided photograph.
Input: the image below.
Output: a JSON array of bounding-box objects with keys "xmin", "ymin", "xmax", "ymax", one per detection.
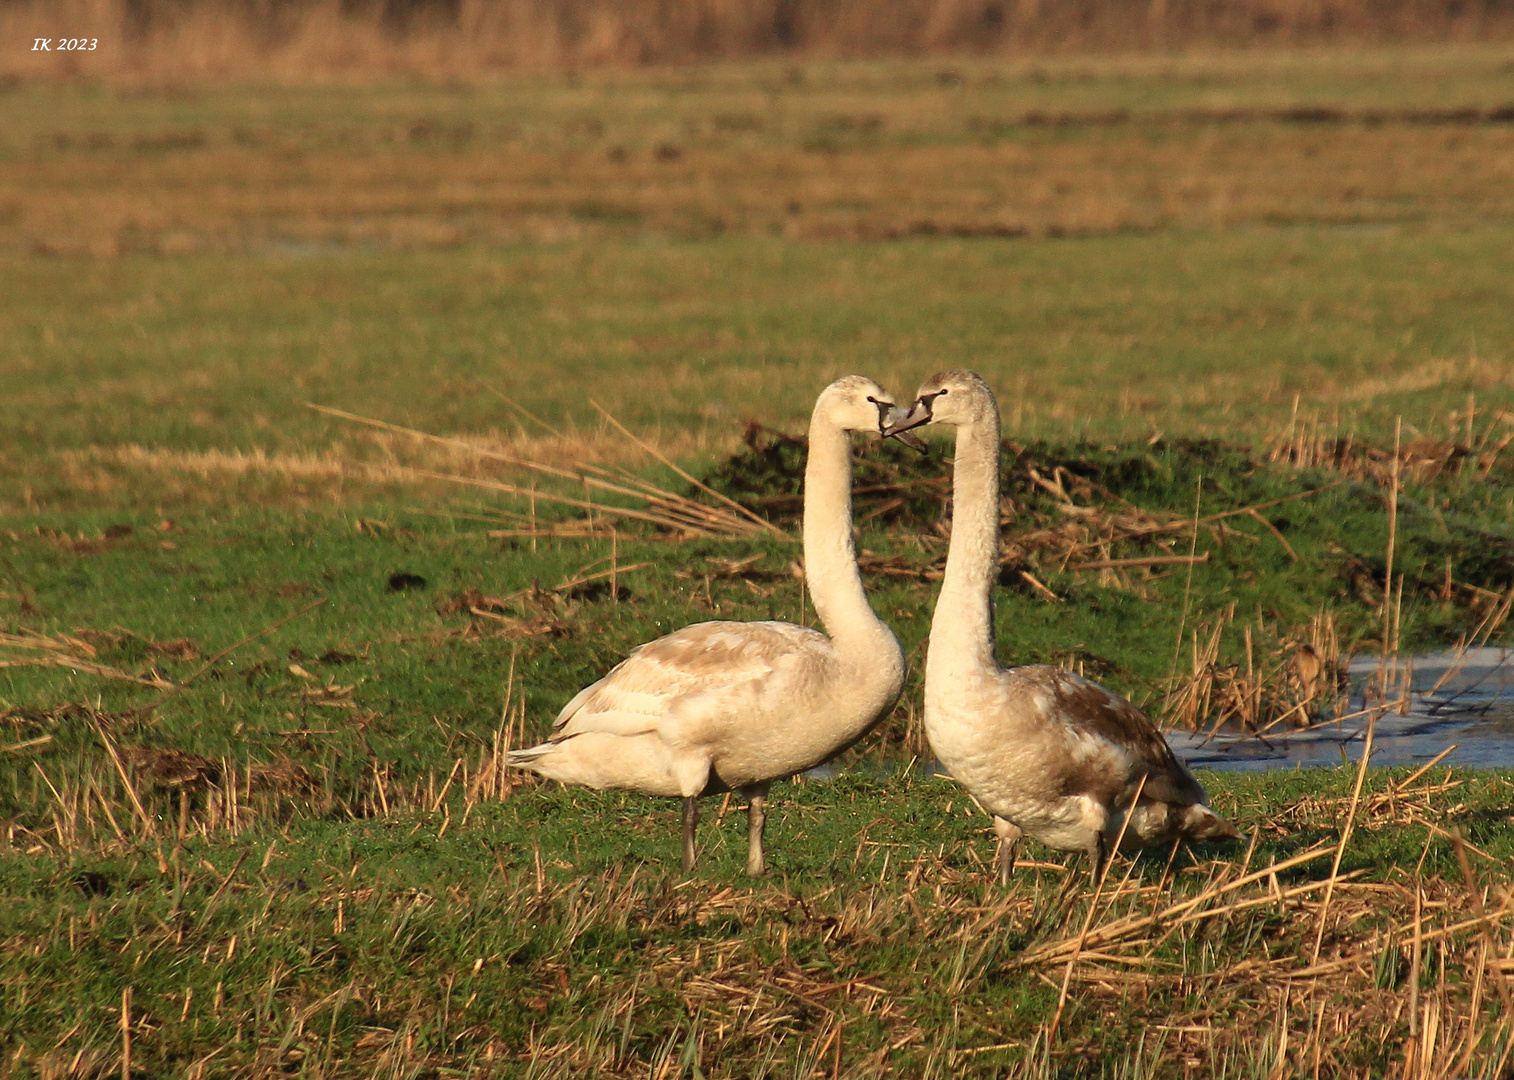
[
  {"xmin": 552, "ymin": 620, "xmax": 831, "ymax": 744},
  {"xmin": 1017, "ymin": 666, "xmax": 1203, "ymax": 806}
]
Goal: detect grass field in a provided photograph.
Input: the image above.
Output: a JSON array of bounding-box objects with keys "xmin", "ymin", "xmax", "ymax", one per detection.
[
  {"xmin": 9, "ymin": 47, "xmax": 1514, "ymax": 260},
  {"xmin": 5, "ymin": 224, "xmax": 1514, "ymax": 514},
  {"xmin": 5, "ymin": 767, "xmax": 1514, "ymax": 1078},
  {"xmin": 3, "ymin": 46, "xmax": 1514, "ymax": 1077},
  {"xmin": 5, "ymin": 45, "xmax": 1514, "ymax": 519}
]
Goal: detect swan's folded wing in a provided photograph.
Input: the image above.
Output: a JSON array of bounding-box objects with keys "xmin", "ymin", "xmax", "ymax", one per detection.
[
  {"xmin": 552, "ymin": 620, "xmax": 831, "ymax": 742},
  {"xmin": 1031, "ymin": 667, "xmax": 1203, "ymax": 805}
]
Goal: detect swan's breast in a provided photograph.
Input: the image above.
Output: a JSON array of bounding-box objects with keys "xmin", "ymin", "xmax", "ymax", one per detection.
[{"xmin": 923, "ymin": 668, "xmax": 1137, "ymax": 829}]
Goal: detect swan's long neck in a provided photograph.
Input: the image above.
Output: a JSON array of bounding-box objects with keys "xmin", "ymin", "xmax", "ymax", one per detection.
[
  {"xmin": 803, "ymin": 415, "xmax": 887, "ymax": 654},
  {"xmin": 930, "ymin": 408, "xmax": 1002, "ymax": 676}
]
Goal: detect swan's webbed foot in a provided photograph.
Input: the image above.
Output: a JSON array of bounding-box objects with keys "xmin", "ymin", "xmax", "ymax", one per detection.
[
  {"xmin": 992, "ymin": 817, "xmax": 1022, "ymax": 887},
  {"xmin": 743, "ymin": 782, "xmax": 770, "ymax": 877},
  {"xmin": 681, "ymin": 796, "xmax": 701, "ymax": 872}
]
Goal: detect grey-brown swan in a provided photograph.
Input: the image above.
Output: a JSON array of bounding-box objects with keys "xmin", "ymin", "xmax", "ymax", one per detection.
[
  {"xmin": 510, "ymin": 376, "xmax": 907, "ymax": 875},
  {"xmin": 885, "ymin": 369, "xmax": 1238, "ymax": 883}
]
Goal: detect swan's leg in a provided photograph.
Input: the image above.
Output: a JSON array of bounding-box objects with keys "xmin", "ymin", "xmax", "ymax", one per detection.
[
  {"xmin": 680, "ymin": 796, "xmax": 701, "ymax": 872},
  {"xmin": 1086, "ymin": 832, "xmax": 1107, "ymax": 886},
  {"xmin": 992, "ymin": 817, "xmax": 1021, "ymax": 887},
  {"xmin": 742, "ymin": 782, "xmax": 771, "ymax": 877}
]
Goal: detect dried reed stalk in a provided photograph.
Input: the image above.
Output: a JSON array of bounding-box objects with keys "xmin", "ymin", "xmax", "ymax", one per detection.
[
  {"xmin": 92, "ymin": 717, "xmax": 155, "ymax": 838},
  {"xmin": 313, "ymin": 403, "xmax": 773, "ymax": 538},
  {"xmin": 590, "ymin": 400, "xmax": 784, "ymax": 537},
  {"xmin": 1014, "ymin": 842, "xmax": 1337, "ymax": 967},
  {"xmin": 120, "ymin": 985, "xmax": 131, "ymax": 1080},
  {"xmin": 0, "ymin": 654, "xmax": 175, "ymax": 689},
  {"xmin": 1310, "ymin": 708, "xmax": 1377, "ymax": 964}
]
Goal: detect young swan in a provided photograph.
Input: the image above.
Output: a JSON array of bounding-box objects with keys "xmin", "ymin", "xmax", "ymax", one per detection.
[
  {"xmin": 510, "ymin": 376, "xmax": 907, "ymax": 876},
  {"xmin": 885, "ymin": 369, "xmax": 1239, "ymax": 883}
]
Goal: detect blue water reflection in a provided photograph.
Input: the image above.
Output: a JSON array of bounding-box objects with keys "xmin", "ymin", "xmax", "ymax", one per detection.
[{"xmin": 1167, "ymin": 647, "xmax": 1514, "ymax": 772}]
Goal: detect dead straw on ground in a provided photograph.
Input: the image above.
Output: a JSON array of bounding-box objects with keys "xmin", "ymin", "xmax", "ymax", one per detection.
[{"xmin": 7, "ymin": 714, "xmax": 1514, "ymax": 1078}]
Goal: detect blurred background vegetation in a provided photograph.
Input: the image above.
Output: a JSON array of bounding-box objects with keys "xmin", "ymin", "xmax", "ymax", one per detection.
[{"xmin": 5, "ymin": 0, "xmax": 1514, "ymax": 77}]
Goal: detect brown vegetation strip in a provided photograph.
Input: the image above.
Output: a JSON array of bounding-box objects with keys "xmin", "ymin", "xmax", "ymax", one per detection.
[
  {"xmin": 10, "ymin": 110, "xmax": 1514, "ymax": 254},
  {"xmin": 968, "ymin": 105, "xmax": 1514, "ymax": 130},
  {"xmin": 6, "ymin": 0, "xmax": 1514, "ymax": 76}
]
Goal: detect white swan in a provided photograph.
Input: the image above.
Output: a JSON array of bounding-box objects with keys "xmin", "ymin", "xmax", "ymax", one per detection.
[
  {"xmin": 510, "ymin": 376, "xmax": 907, "ymax": 875},
  {"xmin": 885, "ymin": 370, "xmax": 1238, "ymax": 884}
]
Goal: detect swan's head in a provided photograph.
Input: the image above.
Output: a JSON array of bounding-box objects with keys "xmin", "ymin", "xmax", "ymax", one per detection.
[
  {"xmin": 882, "ymin": 369, "xmax": 997, "ymax": 438},
  {"xmin": 813, "ymin": 375, "xmax": 908, "ymax": 438}
]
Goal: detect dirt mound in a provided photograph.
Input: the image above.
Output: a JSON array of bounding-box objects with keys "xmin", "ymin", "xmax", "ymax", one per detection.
[{"xmin": 702, "ymin": 424, "xmax": 1252, "ymax": 531}]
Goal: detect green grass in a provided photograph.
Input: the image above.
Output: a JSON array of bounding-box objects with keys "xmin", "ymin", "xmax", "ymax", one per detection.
[
  {"xmin": 3, "ymin": 450, "xmax": 1514, "ymax": 1072},
  {"xmin": 4, "ymin": 432, "xmax": 1514, "ymax": 780},
  {"xmin": 5, "ymin": 45, "xmax": 1514, "ymax": 1078},
  {"xmin": 6, "ymin": 223, "xmax": 1514, "ymax": 516},
  {"xmin": 4, "ymin": 767, "xmax": 1514, "ymax": 1077}
]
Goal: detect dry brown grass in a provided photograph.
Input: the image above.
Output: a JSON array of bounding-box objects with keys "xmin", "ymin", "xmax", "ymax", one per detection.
[
  {"xmin": 54, "ymin": 413, "xmax": 741, "ymax": 516},
  {"xmin": 4, "ymin": 0, "xmax": 1513, "ymax": 79},
  {"xmin": 1268, "ymin": 387, "xmax": 1514, "ymax": 485},
  {"xmin": 1162, "ymin": 603, "xmax": 1353, "ymax": 732}
]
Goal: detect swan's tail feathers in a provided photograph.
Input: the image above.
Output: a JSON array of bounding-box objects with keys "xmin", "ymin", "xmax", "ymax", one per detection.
[
  {"xmin": 505, "ymin": 737, "xmax": 587, "ymax": 784},
  {"xmin": 503, "ymin": 731, "xmax": 687, "ymax": 796},
  {"xmin": 506, "ymin": 741, "xmax": 559, "ymax": 769},
  {"xmin": 1180, "ymin": 802, "xmax": 1241, "ymax": 842}
]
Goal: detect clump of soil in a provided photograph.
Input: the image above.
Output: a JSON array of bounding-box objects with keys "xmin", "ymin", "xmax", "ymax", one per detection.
[
  {"xmin": 701, "ymin": 423, "xmax": 1248, "ymax": 532},
  {"xmin": 700, "ymin": 422, "xmax": 948, "ymax": 530}
]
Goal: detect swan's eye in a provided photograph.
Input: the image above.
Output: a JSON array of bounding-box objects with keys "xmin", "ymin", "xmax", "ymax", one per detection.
[{"xmin": 937, "ymin": 388, "xmax": 949, "ymax": 396}]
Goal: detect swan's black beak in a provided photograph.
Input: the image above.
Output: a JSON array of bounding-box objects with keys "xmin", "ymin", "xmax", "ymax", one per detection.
[
  {"xmin": 869, "ymin": 396, "xmax": 927, "ymax": 451},
  {"xmin": 882, "ymin": 400, "xmax": 931, "ymax": 451}
]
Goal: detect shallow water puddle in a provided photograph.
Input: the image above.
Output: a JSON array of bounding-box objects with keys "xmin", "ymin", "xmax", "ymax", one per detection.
[{"xmin": 1167, "ymin": 646, "xmax": 1514, "ymax": 772}]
